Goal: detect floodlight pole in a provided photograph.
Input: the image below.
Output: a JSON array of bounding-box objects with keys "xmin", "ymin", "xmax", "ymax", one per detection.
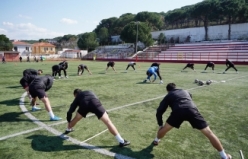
[{"xmin": 136, "ymin": 21, "xmax": 139, "ymax": 53}]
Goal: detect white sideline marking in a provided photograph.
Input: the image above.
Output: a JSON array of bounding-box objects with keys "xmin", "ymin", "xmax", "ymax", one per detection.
[
  {"xmin": 0, "ymin": 127, "xmax": 43, "ymax": 140},
  {"xmin": 17, "ymin": 92, "xmax": 134, "ymax": 159},
  {"xmin": 1, "ymin": 75, "xmax": 247, "ymax": 158},
  {"xmin": 1, "ymin": 74, "xmax": 248, "ymax": 141},
  {"xmin": 240, "ymin": 150, "xmax": 244, "ymax": 159},
  {"xmin": 81, "ymin": 129, "xmax": 108, "ymax": 143}
]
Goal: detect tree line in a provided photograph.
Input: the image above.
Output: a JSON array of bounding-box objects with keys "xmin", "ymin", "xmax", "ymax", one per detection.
[
  {"xmin": 78, "ymin": 0, "xmax": 248, "ymax": 52},
  {"xmin": 1, "ymin": 0, "xmax": 247, "ymax": 52}
]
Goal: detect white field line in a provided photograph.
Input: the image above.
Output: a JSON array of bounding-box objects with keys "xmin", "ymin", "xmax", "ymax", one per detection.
[
  {"xmin": 18, "ymin": 92, "xmax": 135, "ymax": 159},
  {"xmin": 81, "ymin": 129, "xmax": 108, "ymax": 143},
  {"xmin": 1, "ymin": 74, "xmax": 247, "ymax": 140},
  {"xmin": 0, "ymin": 75, "xmax": 248, "ymax": 141},
  {"xmin": 1, "ymin": 75, "xmax": 247, "ymax": 158},
  {"xmin": 240, "ymin": 150, "xmax": 244, "ymax": 159}
]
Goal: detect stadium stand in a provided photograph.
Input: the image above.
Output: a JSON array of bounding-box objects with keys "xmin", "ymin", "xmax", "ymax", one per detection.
[{"xmin": 138, "ymin": 42, "xmax": 248, "ymax": 63}]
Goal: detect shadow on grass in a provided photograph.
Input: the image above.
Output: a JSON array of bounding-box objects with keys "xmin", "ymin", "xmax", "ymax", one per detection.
[
  {"xmin": 136, "ymin": 82, "xmax": 158, "ymax": 84},
  {"xmin": 6, "ymin": 85, "xmax": 22, "ymax": 89},
  {"xmin": 136, "ymin": 82, "xmax": 147, "ymax": 84},
  {"xmin": 0, "ymin": 98, "xmax": 20, "ymax": 106},
  {"xmin": 109, "ymin": 142, "xmax": 155, "ymax": 159},
  {"xmin": 98, "ymin": 72, "xmax": 106, "ymax": 74},
  {"xmin": 0, "ymin": 111, "xmax": 32, "ymax": 122},
  {"xmin": 26, "ymin": 135, "xmax": 84, "ymax": 152}
]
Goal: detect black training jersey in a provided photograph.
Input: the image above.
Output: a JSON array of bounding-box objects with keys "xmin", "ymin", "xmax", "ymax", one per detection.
[
  {"xmin": 20, "ymin": 74, "xmax": 37, "ymax": 88},
  {"xmin": 151, "ymin": 63, "xmax": 160, "ymax": 67},
  {"xmin": 108, "ymin": 61, "xmax": 115, "ymax": 65},
  {"xmin": 208, "ymin": 62, "xmax": 214, "ymax": 66},
  {"xmin": 156, "ymin": 89, "xmax": 196, "ymax": 126},
  {"xmin": 187, "ymin": 63, "xmax": 194, "ymax": 67},
  {"xmin": 226, "ymin": 60, "xmax": 234, "ymax": 67},
  {"xmin": 29, "ymin": 75, "xmax": 54, "ymax": 91},
  {"xmin": 67, "ymin": 91, "xmax": 98, "ymax": 122},
  {"xmin": 59, "ymin": 61, "xmax": 68, "ymax": 70},
  {"xmin": 23, "ymin": 69, "xmax": 38, "ymax": 76},
  {"xmin": 79, "ymin": 64, "xmax": 87, "ymax": 69}
]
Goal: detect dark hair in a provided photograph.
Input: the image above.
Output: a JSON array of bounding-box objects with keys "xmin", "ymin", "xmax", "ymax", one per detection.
[
  {"xmin": 73, "ymin": 89, "xmax": 82, "ymax": 96},
  {"xmin": 166, "ymin": 83, "xmax": 176, "ymax": 91}
]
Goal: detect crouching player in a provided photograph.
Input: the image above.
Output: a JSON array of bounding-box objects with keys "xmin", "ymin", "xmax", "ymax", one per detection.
[
  {"xmin": 65, "ymin": 89, "xmax": 130, "ymax": 147},
  {"xmin": 78, "ymin": 64, "xmax": 92, "ymax": 75},
  {"xmin": 153, "ymin": 83, "xmax": 232, "ymax": 159}
]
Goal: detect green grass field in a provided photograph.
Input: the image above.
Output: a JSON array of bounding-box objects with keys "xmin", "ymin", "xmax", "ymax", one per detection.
[{"xmin": 0, "ymin": 60, "xmax": 247, "ymax": 159}]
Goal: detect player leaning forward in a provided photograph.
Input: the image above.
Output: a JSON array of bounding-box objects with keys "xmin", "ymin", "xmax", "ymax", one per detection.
[
  {"xmin": 153, "ymin": 83, "xmax": 231, "ymax": 159},
  {"xmin": 29, "ymin": 75, "xmax": 62, "ymax": 121},
  {"xmin": 65, "ymin": 89, "xmax": 130, "ymax": 147}
]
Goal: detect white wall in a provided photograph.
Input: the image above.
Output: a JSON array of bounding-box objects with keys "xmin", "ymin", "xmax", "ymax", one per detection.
[
  {"xmin": 14, "ymin": 45, "xmax": 32, "ymax": 56},
  {"xmin": 151, "ymin": 23, "xmax": 248, "ymax": 42}
]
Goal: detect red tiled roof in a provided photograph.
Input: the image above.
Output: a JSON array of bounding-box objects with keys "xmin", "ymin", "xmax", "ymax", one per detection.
[
  {"xmin": 32, "ymin": 42, "xmax": 55, "ymax": 47},
  {"xmin": 12, "ymin": 41, "xmax": 32, "ymax": 45}
]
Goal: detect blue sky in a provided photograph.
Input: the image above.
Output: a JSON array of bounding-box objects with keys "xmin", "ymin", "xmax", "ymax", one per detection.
[{"xmin": 0, "ymin": 0, "xmax": 203, "ymax": 40}]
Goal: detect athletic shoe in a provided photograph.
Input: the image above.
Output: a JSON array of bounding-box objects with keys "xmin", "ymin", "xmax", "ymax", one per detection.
[
  {"xmin": 119, "ymin": 140, "xmax": 130, "ymax": 147},
  {"xmin": 153, "ymin": 140, "xmax": 160, "ymax": 146},
  {"xmin": 50, "ymin": 116, "xmax": 62, "ymax": 121},
  {"xmin": 32, "ymin": 107, "xmax": 41, "ymax": 112},
  {"xmin": 65, "ymin": 76, "xmax": 68, "ymax": 78},
  {"xmin": 236, "ymin": 71, "xmax": 239, "ymax": 74},
  {"xmin": 221, "ymin": 154, "xmax": 232, "ymax": 159},
  {"xmin": 64, "ymin": 128, "xmax": 74, "ymax": 134}
]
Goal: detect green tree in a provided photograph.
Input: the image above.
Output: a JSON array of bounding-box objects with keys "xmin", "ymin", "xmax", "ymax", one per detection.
[
  {"xmin": 218, "ymin": 0, "xmax": 243, "ymax": 40},
  {"xmin": 77, "ymin": 32, "xmax": 98, "ymax": 51},
  {"xmin": 98, "ymin": 27, "xmax": 109, "ymax": 45},
  {"xmin": 0, "ymin": 34, "xmax": 13, "ymax": 51},
  {"xmin": 190, "ymin": 0, "xmax": 217, "ymax": 41},
  {"xmin": 38, "ymin": 39, "xmax": 46, "ymax": 42},
  {"xmin": 158, "ymin": 33, "xmax": 166, "ymax": 45},
  {"xmin": 112, "ymin": 13, "xmax": 135, "ymax": 35},
  {"xmin": 135, "ymin": 11, "xmax": 163, "ymax": 31},
  {"xmin": 120, "ymin": 22, "xmax": 153, "ymax": 53},
  {"xmin": 94, "ymin": 17, "xmax": 118, "ymax": 36}
]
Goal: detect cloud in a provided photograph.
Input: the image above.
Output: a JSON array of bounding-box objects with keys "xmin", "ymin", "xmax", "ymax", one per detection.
[
  {"xmin": 0, "ymin": 28, "xmax": 7, "ymax": 33},
  {"xmin": 2, "ymin": 22, "xmax": 64, "ymax": 40},
  {"xmin": 60, "ymin": 18, "xmax": 78, "ymax": 24},
  {"xmin": 18, "ymin": 14, "xmax": 32, "ymax": 19},
  {"xmin": 3, "ymin": 22, "xmax": 14, "ymax": 27}
]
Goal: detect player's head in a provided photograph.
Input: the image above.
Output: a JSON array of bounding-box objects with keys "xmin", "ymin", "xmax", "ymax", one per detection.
[
  {"xmin": 226, "ymin": 59, "xmax": 228, "ymax": 61},
  {"xmin": 166, "ymin": 83, "xmax": 176, "ymax": 92},
  {"xmin": 38, "ymin": 69, "xmax": 43, "ymax": 75},
  {"xmin": 73, "ymin": 89, "xmax": 82, "ymax": 97}
]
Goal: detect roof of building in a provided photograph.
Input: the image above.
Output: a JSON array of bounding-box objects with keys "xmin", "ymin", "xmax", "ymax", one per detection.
[
  {"xmin": 64, "ymin": 49, "xmax": 81, "ymax": 52},
  {"xmin": 12, "ymin": 41, "xmax": 32, "ymax": 46},
  {"xmin": 32, "ymin": 42, "xmax": 55, "ymax": 47}
]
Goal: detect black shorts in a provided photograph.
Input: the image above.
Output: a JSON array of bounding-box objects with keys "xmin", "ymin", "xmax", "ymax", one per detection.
[
  {"xmin": 78, "ymin": 99, "xmax": 105, "ymax": 119},
  {"xmin": 29, "ymin": 87, "xmax": 47, "ymax": 99},
  {"xmin": 166, "ymin": 108, "xmax": 208, "ymax": 129},
  {"xmin": 107, "ymin": 63, "xmax": 114, "ymax": 67},
  {"xmin": 52, "ymin": 65, "xmax": 60, "ymax": 72}
]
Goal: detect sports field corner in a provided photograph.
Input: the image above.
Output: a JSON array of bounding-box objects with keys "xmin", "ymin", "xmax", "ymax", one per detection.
[{"xmin": 0, "ymin": 61, "xmax": 247, "ymax": 159}]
